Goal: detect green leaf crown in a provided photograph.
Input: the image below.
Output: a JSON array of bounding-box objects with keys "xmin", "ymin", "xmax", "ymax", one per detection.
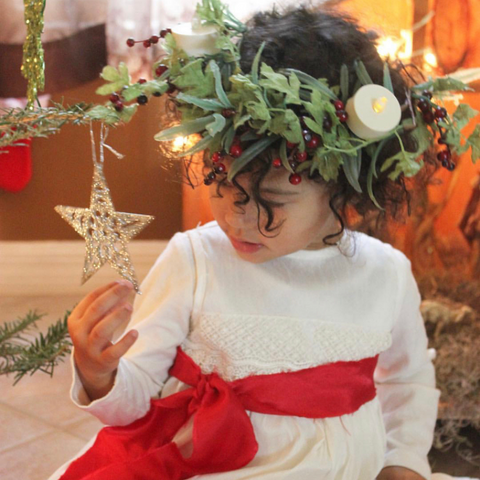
[{"xmin": 98, "ymin": 0, "xmax": 479, "ymax": 208}]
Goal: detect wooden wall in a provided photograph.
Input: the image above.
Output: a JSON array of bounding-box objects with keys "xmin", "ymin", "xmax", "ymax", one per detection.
[{"xmin": 0, "ymin": 79, "xmax": 183, "ymax": 240}]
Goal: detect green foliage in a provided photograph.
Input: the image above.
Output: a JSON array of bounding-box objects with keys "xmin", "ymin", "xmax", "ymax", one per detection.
[
  {"xmin": 172, "ymin": 59, "xmax": 216, "ymax": 97},
  {"xmin": 0, "ymin": 310, "xmax": 72, "ymax": 385},
  {"xmin": 381, "ymin": 130, "xmax": 424, "ymax": 180},
  {"xmin": 96, "ymin": 63, "xmax": 130, "ymax": 95},
  {"xmin": 259, "ymin": 64, "xmax": 302, "ymax": 105},
  {"xmin": 413, "ymin": 76, "xmax": 474, "ymax": 93},
  {"xmin": 354, "ymin": 59, "xmax": 373, "ymax": 86}
]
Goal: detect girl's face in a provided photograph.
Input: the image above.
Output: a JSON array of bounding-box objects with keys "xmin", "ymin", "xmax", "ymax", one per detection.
[{"xmin": 208, "ymin": 159, "xmax": 342, "ymax": 264}]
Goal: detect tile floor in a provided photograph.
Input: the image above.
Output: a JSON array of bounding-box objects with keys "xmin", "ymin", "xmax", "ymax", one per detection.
[{"xmin": 1, "ymin": 242, "xmax": 479, "ymax": 479}]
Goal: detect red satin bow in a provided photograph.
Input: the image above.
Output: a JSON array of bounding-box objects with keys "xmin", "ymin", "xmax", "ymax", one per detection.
[{"xmin": 61, "ymin": 347, "xmax": 379, "ymax": 480}]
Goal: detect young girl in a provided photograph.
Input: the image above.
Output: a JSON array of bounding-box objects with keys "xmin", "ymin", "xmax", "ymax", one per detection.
[{"xmin": 49, "ymin": 5, "xmax": 449, "ymax": 480}]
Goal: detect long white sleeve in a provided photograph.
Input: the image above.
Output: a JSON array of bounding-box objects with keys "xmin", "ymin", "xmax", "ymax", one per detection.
[
  {"xmin": 374, "ymin": 250, "xmax": 441, "ymax": 480},
  {"xmin": 69, "ymin": 232, "xmax": 195, "ymax": 426}
]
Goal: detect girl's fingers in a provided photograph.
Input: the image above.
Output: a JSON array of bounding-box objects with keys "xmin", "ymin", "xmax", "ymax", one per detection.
[
  {"xmin": 89, "ymin": 303, "xmax": 133, "ymax": 351},
  {"xmin": 81, "ymin": 281, "xmax": 133, "ymax": 333},
  {"xmin": 101, "ymin": 330, "xmax": 139, "ymax": 366},
  {"xmin": 70, "ymin": 281, "xmax": 119, "ymax": 321}
]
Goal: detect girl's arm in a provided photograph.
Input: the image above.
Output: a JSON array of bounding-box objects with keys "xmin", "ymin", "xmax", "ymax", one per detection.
[
  {"xmin": 69, "ymin": 232, "xmax": 195, "ymax": 426},
  {"xmin": 374, "ymin": 250, "xmax": 440, "ymax": 480}
]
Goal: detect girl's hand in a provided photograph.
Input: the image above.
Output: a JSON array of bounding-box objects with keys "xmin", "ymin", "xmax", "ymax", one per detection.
[
  {"xmin": 68, "ymin": 280, "xmax": 138, "ymax": 401},
  {"xmin": 377, "ymin": 466, "xmax": 426, "ymax": 480}
]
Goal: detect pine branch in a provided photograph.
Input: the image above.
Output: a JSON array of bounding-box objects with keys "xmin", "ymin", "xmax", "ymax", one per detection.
[
  {"xmin": 0, "ymin": 102, "xmax": 121, "ymax": 147},
  {"xmin": 0, "ymin": 310, "xmax": 72, "ymax": 385}
]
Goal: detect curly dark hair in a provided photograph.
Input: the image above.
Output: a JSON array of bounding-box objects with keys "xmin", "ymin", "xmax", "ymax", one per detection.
[{"xmin": 192, "ymin": 5, "xmax": 438, "ymax": 244}]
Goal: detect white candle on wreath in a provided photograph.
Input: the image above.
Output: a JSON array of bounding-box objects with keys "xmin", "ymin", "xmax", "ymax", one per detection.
[
  {"xmin": 345, "ymin": 84, "xmax": 402, "ymax": 140},
  {"xmin": 171, "ymin": 21, "xmax": 219, "ymax": 57}
]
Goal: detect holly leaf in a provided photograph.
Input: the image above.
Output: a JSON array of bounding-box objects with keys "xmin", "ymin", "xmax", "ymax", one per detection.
[
  {"xmin": 121, "ymin": 85, "xmax": 143, "ymax": 102},
  {"xmin": 466, "ymin": 124, "xmax": 480, "ymax": 163},
  {"xmin": 172, "ymin": 58, "xmax": 215, "ymax": 98},
  {"xmin": 413, "ymin": 76, "xmax": 473, "ymax": 93},
  {"xmin": 381, "ymin": 149, "xmax": 423, "ymax": 180},
  {"xmin": 177, "ymin": 92, "xmax": 224, "ymax": 111},
  {"xmin": 143, "ymin": 80, "xmax": 169, "ymax": 96},
  {"xmin": 311, "ymin": 149, "xmax": 343, "ymax": 181},
  {"xmin": 453, "ymin": 103, "xmax": 479, "ymax": 130},
  {"xmin": 119, "ymin": 104, "xmax": 138, "ymax": 123},
  {"xmin": 206, "ymin": 113, "xmax": 227, "ymax": 136},
  {"xmin": 95, "ymin": 63, "xmax": 130, "ymax": 96},
  {"xmin": 410, "ymin": 114, "xmax": 435, "ymax": 154},
  {"xmin": 86, "ymin": 105, "xmax": 120, "ymax": 125},
  {"xmin": 259, "ymin": 63, "xmax": 302, "ymax": 105}
]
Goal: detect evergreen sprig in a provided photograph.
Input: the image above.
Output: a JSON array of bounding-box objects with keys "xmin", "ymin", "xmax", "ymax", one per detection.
[{"xmin": 0, "ymin": 310, "xmax": 72, "ymax": 385}]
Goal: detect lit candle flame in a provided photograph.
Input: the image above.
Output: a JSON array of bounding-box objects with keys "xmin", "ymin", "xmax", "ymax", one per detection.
[
  {"xmin": 173, "ymin": 136, "xmax": 187, "ymax": 150},
  {"xmin": 372, "ymin": 97, "xmax": 388, "ymax": 114}
]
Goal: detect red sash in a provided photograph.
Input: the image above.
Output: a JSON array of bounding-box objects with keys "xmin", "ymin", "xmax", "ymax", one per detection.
[{"xmin": 61, "ymin": 347, "xmax": 378, "ymax": 480}]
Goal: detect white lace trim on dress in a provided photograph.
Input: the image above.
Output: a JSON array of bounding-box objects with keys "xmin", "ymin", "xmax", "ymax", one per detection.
[{"xmin": 182, "ymin": 312, "xmax": 392, "ymax": 381}]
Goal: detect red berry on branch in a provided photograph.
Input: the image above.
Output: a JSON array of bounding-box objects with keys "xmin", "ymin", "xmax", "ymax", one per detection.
[
  {"xmin": 137, "ymin": 94, "xmax": 148, "ymax": 105},
  {"xmin": 446, "ymin": 162, "xmax": 456, "ymax": 171},
  {"xmin": 286, "ymin": 141, "xmax": 298, "ymax": 150},
  {"xmin": 422, "ymin": 90, "xmax": 433, "ymax": 99},
  {"xmin": 166, "ymin": 28, "xmax": 172, "ymax": 34},
  {"xmin": 211, "ymin": 152, "xmax": 222, "ymax": 163},
  {"xmin": 222, "ymin": 108, "xmax": 236, "ymax": 118},
  {"xmin": 272, "ymin": 158, "xmax": 282, "ymax": 168},
  {"xmin": 323, "ymin": 115, "xmax": 333, "ymax": 132},
  {"xmin": 307, "ymin": 135, "xmax": 319, "ymax": 149},
  {"xmin": 150, "ymin": 35, "xmax": 160, "ymax": 44},
  {"xmin": 160, "ymin": 29, "xmax": 168, "ymax": 38},
  {"xmin": 333, "ymin": 100, "xmax": 344, "ymax": 111},
  {"xmin": 126, "ymin": 38, "xmax": 135, "ymax": 47},
  {"xmin": 434, "ymin": 106, "xmax": 447, "ymax": 119},
  {"xmin": 155, "ymin": 64, "xmax": 168, "ymax": 77},
  {"xmin": 214, "ymin": 163, "xmax": 226, "ymax": 174},
  {"xmin": 204, "ymin": 178, "xmax": 213, "ymax": 186},
  {"xmin": 114, "ymin": 101, "xmax": 124, "ymax": 112},
  {"xmin": 143, "ymin": 39, "xmax": 151, "ymax": 48},
  {"xmin": 166, "ymin": 81, "xmax": 176, "ymax": 94},
  {"xmin": 335, "ymin": 110, "xmax": 348, "ymax": 122},
  {"xmin": 153, "ymin": 91, "xmax": 162, "ymax": 97},
  {"xmin": 437, "ymin": 150, "xmax": 451, "ymax": 162},
  {"xmin": 109, "ymin": 92, "xmax": 120, "ymax": 103},
  {"xmin": 289, "ymin": 173, "xmax": 302, "ymax": 185},
  {"xmin": 423, "ymin": 111, "xmax": 434, "ymax": 124},
  {"xmin": 289, "ymin": 160, "xmax": 298, "ymax": 170},
  {"xmin": 207, "ymin": 171, "xmax": 216, "ymax": 181},
  {"xmin": 138, "ymin": 78, "xmax": 147, "ymax": 84},
  {"xmin": 230, "ymin": 145, "xmax": 243, "ymax": 158},
  {"xmin": 296, "ymin": 151, "xmax": 308, "ymax": 162},
  {"xmin": 417, "ymin": 100, "xmax": 430, "ymax": 113}
]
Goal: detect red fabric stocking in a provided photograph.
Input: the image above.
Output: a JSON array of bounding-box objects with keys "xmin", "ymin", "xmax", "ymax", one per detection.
[{"xmin": 0, "ymin": 138, "xmax": 32, "ymax": 192}]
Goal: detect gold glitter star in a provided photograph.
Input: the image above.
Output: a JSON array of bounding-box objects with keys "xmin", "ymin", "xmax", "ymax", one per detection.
[{"xmin": 55, "ymin": 162, "xmax": 154, "ymax": 293}]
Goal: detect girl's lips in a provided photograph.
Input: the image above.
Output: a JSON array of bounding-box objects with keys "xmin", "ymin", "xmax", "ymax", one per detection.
[{"xmin": 229, "ymin": 236, "xmax": 264, "ymax": 254}]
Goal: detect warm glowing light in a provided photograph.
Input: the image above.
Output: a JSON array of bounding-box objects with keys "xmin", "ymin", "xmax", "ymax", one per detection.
[
  {"xmin": 376, "ymin": 30, "xmax": 412, "ymax": 60},
  {"xmin": 173, "ymin": 136, "xmax": 187, "ymax": 150},
  {"xmin": 372, "ymin": 97, "xmax": 388, "ymax": 114},
  {"xmin": 424, "ymin": 52, "xmax": 438, "ymax": 68}
]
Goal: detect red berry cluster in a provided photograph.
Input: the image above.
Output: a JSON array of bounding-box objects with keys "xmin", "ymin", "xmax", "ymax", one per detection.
[
  {"xmin": 204, "ymin": 151, "xmax": 228, "ymax": 185},
  {"xmin": 126, "ymin": 28, "xmax": 172, "ymax": 49},
  {"xmin": 417, "ymin": 90, "xmax": 455, "ymax": 171},
  {"xmin": 332, "ymin": 100, "xmax": 348, "ymax": 123}
]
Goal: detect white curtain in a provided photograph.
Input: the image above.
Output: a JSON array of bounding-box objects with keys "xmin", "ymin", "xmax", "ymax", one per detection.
[{"xmin": 0, "ymin": 0, "xmax": 319, "ymax": 104}]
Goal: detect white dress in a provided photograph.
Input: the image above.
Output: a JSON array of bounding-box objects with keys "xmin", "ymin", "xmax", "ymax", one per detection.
[{"xmin": 49, "ymin": 221, "xmax": 440, "ymax": 480}]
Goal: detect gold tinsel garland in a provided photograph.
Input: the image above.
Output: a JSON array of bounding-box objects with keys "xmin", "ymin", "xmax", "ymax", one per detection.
[{"xmin": 21, "ymin": 0, "xmax": 46, "ymax": 108}]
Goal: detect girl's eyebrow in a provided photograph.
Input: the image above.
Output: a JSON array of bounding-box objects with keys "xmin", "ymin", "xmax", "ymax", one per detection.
[{"xmin": 260, "ymin": 188, "xmax": 299, "ymax": 196}]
